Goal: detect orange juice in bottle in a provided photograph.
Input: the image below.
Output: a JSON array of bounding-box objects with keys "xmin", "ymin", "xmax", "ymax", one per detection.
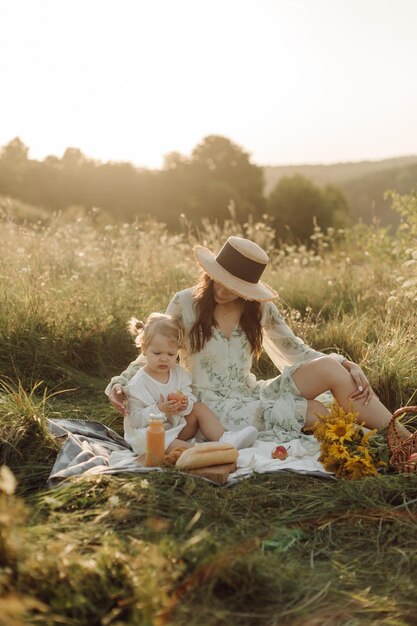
[{"xmin": 145, "ymin": 415, "xmax": 165, "ymax": 467}]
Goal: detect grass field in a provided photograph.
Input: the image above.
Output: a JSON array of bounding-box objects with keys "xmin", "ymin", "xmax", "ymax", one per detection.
[{"xmin": 1, "ymin": 194, "xmax": 417, "ymax": 625}]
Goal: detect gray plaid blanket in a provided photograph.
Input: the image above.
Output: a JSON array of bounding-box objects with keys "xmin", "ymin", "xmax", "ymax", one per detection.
[
  {"xmin": 47, "ymin": 419, "xmax": 334, "ymax": 488},
  {"xmin": 47, "ymin": 419, "xmax": 160, "ymax": 487}
]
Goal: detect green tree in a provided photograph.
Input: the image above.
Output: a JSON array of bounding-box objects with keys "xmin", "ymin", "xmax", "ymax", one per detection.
[
  {"xmin": 267, "ymin": 174, "xmax": 350, "ymax": 242},
  {"xmin": 0, "ymin": 137, "xmax": 29, "ymax": 163},
  {"xmin": 0, "ymin": 137, "xmax": 30, "ymax": 197},
  {"xmin": 0, "ymin": 135, "xmax": 266, "ymax": 230},
  {"xmin": 153, "ymin": 137, "xmax": 265, "ymax": 229},
  {"xmin": 190, "ymin": 135, "xmax": 264, "ymax": 222},
  {"xmin": 321, "ymin": 184, "xmax": 350, "ymax": 226}
]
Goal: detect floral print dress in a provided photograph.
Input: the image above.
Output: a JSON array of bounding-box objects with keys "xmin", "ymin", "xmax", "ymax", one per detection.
[{"xmin": 106, "ymin": 288, "xmax": 345, "ymax": 442}]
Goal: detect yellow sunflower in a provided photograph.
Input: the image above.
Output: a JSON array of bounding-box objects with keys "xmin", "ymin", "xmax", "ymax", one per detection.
[
  {"xmin": 344, "ymin": 455, "xmax": 378, "ymax": 479},
  {"xmin": 327, "ymin": 402, "xmax": 358, "ymax": 425},
  {"xmin": 360, "ymin": 429, "xmax": 377, "ymax": 446},
  {"xmin": 356, "ymin": 447, "xmax": 376, "ymax": 467},
  {"xmin": 312, "ymin": 419, "xmax": 329, "ymax": 442},
  {"xmin": 325, "ymin": 419, "xmax": 356, "ymax": 443},
  {"xmin": 321, "ymin": 455, "xmax": 344, "ymax": 473},
  {"xmin": 313, "ymin": 402, "xmax": 381, "ymax": 479},
  {"xmin": 327, "ymin": 442, "xmax": 352, "ymax": 460}
]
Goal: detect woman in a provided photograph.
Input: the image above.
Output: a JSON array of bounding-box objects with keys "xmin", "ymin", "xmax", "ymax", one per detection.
[{"xmin": 106, "ymin": 236, "xmax": 409, "ymax": 443}]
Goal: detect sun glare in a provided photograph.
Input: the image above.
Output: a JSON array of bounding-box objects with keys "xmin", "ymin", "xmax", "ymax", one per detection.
[{"xmin": 0, "ymin": 0, "xmax": 416, "ymax": 167}]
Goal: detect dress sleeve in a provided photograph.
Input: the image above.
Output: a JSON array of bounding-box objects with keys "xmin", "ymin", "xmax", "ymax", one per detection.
[
  {"xmin": 126, "ymin": 396, "xmax": 162, "ymax": 429},
  {"xmin": 261, "ymin": 302, "xmax": 345, "ymax": 372},
  {"xmin": 106, "ymin": 290, "xmax": 193, "ymax": 397},
  {"xmin": 124, "ymin": 373, "xmax": 163, "ymax": 428},
  {"xmin": 104, "ymin": 354, "xmax": 146, "ymax": 396},
  {"xmin": 165, "ymin": 291, "xmax": 184, "ymax": 321},
  {"xmin": 177, "ymin": 368, "xmax": 197, "ymax": 416}
]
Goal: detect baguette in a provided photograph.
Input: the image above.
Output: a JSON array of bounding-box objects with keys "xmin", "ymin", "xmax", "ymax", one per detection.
[{"xmin": 175, "ymin": 441, "xmax": 238, "ymax": 470}]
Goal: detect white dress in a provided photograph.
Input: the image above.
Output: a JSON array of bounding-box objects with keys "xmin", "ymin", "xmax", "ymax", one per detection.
[
  {"xmin": 123, "ymin": 364, "xmax": 197, "ymax": 454},
  {"xmin": 106, "ymin": 288, "xmax": 345, "ymax": 443}
]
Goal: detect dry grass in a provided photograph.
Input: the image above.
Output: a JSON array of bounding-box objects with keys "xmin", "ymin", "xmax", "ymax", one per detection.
[{"xmin": 1, "ymin": 195, "xmax": 417, "ymax": 624}]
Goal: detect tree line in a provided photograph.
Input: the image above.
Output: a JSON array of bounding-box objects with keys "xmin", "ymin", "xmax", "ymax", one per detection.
[{"xmin": 0, "ymin": 135, "xmax": 350, "ymax": 242}]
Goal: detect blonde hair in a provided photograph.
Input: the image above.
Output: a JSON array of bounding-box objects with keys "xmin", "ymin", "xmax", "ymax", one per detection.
[{"xmin": 128, "ymin": 313, "xmax": 185, "ymax": 353}]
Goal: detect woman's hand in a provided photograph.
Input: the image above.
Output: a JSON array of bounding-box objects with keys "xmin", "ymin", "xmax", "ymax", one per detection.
[
  {"xmin": 343, "ymin": 361, "xmax": 376, "ymax": 405},
  {"xmin": 109, "ymin": 384, "xmax": 127, "ymax": 416}
]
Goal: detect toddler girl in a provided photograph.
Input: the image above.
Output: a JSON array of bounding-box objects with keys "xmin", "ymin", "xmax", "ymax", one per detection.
[{"xmin": 123, "ymin": 312, "xmax": 258, "ymax": 454}]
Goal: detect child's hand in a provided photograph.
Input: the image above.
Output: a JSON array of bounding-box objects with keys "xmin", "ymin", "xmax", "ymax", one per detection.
[
  {"xmin": 179, "ymin": 396, "xmax": 188, "ymax": 411},
  {"xmin": 167, "ymin": 391, "xmax": 188, "ymax": 412},
  {"xmin": 157, "ymin": 394, "xmax": 184, "ymax": 416},
  {"xmin": 172, "ymin": 394, "xmax": 188, "ymax": 411}
]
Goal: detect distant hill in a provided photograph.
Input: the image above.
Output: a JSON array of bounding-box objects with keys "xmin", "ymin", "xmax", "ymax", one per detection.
[
  {"xmin": 263, "ymin": 155, "xmax": 417, "ymax": 227},
  {"xmin": 339, "ymin": 161, "xmax": 417, "ymax": 226}
]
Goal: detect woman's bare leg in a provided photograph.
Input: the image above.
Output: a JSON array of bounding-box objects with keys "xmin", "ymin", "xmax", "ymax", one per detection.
[
  {"xmin": 302, "ymin": 400, "xmax": 330, "ymax": 433},
  {"xmin": 292, "ymin": 356, "xmax": 410, "ymax": 438}
]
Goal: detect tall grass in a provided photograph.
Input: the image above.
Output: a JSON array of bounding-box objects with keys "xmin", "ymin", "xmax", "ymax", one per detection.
[
  {"xmin": 2, "ymin": 471, "xmax": 417, "ymax": 625},
  {"xmin": 1, "ymin": 205, "xmax": 415, "ymax": 391},
  {"xmin": 0, "ymin": 194, "xmax": 417, "ymax": 624}
]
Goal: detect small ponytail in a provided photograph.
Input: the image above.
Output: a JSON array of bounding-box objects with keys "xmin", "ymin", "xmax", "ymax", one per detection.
[
  {"xmin": 127, "ymin": 312, "xmax": 185, "ymax": 353},
  {"xmin": 127, "ymin": 317, "xmax": 144, "ymax": 337},
  {"xmin": 127, "ymin": 317, "xmax": 145, "ymax": 348}
]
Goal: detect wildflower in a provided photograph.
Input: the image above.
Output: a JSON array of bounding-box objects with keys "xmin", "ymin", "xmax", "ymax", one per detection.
[
  {"xmin": 320, "ymin": 454, "xmax": 342, "ymax": 474},
  {"xmin": 312, "ymin": 419, "xmax": 329, "ymax": 443},
  {"xmin": 326, "ymin": 419, "xmax": 356, "ymax": 443},
  {"xmin": 360, "ymin": 430, "xmax": 376, "ymax": 446},
  {"xmin": 313, "ymin": 402, "xmax": 381, "ymax": 480},
  {"xmin": 0, "ymin": 465, "xmax": 17, "ymax": 495},
  {"xmin": 327, "ymin": 442, "xmax": 352, "ymax": 460},
  {"xmin": 344, "ymin": 455, "xmax": 378, "ymax": 479}
]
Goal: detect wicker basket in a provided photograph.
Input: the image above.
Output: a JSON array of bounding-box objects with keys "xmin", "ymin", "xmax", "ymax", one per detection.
[{"xmin": 387, "ymin": 406, "xmax": 417, "ymax": 474}]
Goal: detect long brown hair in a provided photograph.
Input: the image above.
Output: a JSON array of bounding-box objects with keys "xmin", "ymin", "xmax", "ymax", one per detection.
[{"xmin": 189, "ymin": 272, "xmax": 263, "ymax": 358}]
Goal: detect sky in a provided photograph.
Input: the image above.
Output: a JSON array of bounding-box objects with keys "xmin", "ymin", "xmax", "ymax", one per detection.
[{"xmin": 0, "ymin": 0, "xmax": 416, "ymax": 169}]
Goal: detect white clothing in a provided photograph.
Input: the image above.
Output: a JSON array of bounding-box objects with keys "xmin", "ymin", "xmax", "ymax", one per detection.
[
  {"xmin": 124, "ymin": 364, "xmax": 197, "ymax": 454},
  {"xmin": 106, "ymin": 288, "xmax": 345, "ymax": 443},
  {"xmin": 165, "ymin": 289, "xmax": 344, "ymax": 441}
]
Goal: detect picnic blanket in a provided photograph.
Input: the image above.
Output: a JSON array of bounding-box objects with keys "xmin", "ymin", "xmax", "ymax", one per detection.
[{"xmin": 47, "ymin": 418, "xmax": 334, "ymax": 487}]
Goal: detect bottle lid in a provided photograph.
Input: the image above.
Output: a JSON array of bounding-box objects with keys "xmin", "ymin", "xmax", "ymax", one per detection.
[{"xmin": 149, "ymin": 412, "xmax": 165, "ymax": 421}]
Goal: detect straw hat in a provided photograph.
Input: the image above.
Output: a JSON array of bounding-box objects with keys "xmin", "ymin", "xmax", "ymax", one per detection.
[{"xmin": 194, "ymin": 236, "xmax": 277, "ymax": 301}]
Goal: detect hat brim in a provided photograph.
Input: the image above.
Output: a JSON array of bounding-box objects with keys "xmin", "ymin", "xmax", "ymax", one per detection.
[{"xmin": 194, "ymin": 245, "xmax": 277, "ymax": 302}]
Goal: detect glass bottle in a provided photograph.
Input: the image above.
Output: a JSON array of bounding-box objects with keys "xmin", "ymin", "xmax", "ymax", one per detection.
[{"xmin": 145, "ymin": 415, "xmax": 165, "ymax": 467}]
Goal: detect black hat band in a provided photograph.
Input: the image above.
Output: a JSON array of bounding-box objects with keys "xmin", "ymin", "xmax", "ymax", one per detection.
[{"xmin": 215, "ymin": 241, "xmax": 266, "ymax": 284}]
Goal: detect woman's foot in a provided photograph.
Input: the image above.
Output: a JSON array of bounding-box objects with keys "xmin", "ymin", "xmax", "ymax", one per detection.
[{"xmin": 219, "ymin": 426, "xmax": 258, "ymax": 450}]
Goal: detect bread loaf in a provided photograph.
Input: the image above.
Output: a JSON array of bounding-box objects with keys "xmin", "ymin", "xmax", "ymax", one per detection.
[
  {"xmin": 188, "ymin": 462, "xmax": 237, "ymax": 485},
  {"xmin": 175, "ymin": 441, "xmax": 238, "ymax": 470}
]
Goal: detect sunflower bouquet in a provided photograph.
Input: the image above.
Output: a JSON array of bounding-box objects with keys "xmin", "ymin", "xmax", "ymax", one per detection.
[{"xmin": 313, "ymin": 402, "xmax": 388, "ymax": 479}]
